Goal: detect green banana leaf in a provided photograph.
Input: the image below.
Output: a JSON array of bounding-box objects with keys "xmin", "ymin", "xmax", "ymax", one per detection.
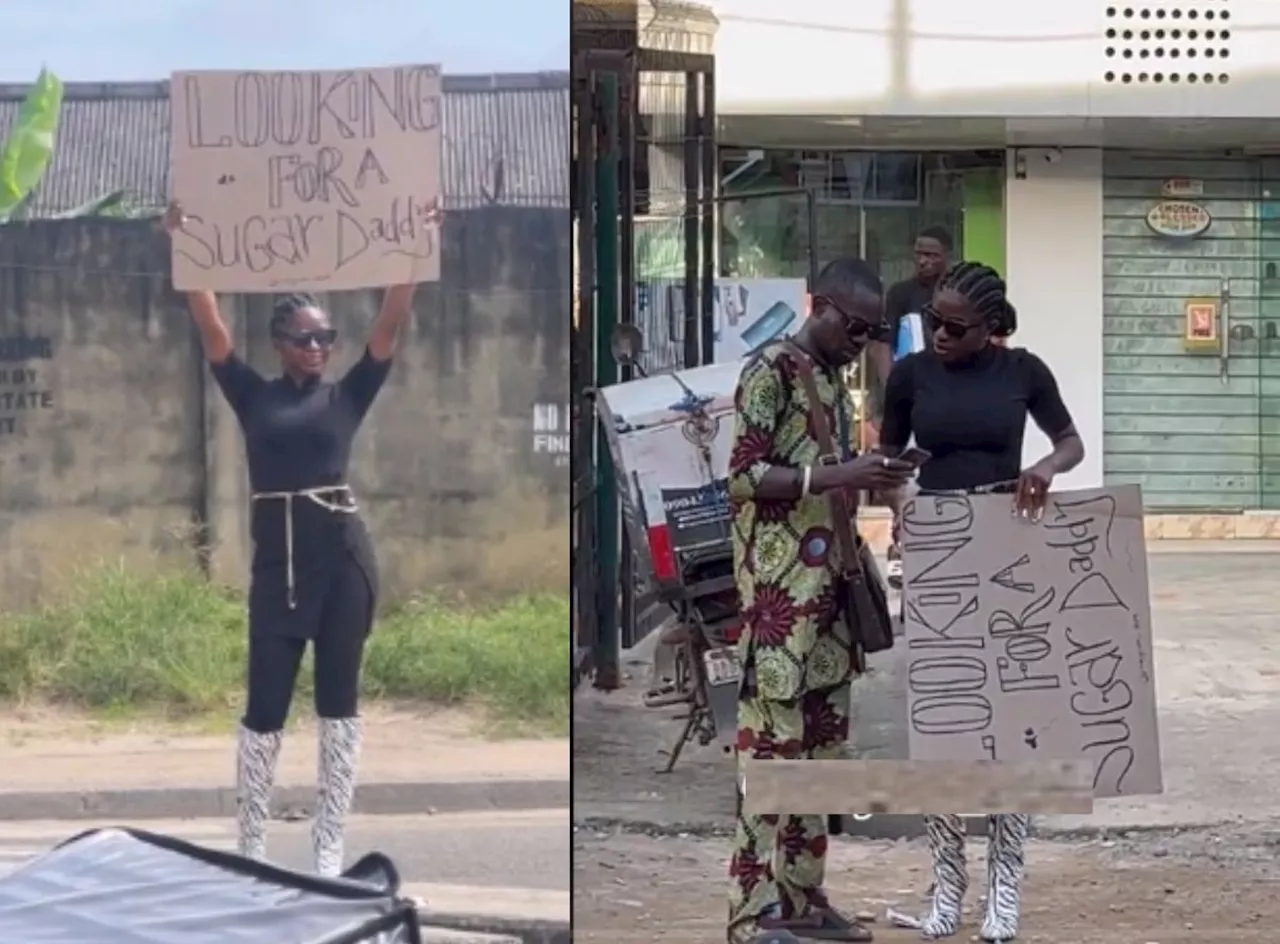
[{"xmin": 0, "ymin": 68, "xmax": 63, "ymax": 222}]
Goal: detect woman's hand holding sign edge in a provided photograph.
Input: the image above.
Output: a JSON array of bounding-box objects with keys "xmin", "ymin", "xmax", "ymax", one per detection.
[{"xmin": 163, "ymin": 198, "xmax": 443, "ymax": 365}]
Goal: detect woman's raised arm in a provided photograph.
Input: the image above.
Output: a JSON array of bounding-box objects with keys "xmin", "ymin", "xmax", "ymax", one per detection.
[{"xmin": 163, "ymin": 201, "xmax": 233, "ymax": 365}]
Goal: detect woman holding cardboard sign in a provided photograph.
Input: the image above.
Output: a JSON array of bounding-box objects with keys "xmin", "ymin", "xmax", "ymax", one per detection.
[
  {"xmin": 878, "ymin": 261, "xmax": 1084, "ymax": 942},
  {"xmin": 164, "ymin": 200, "xmax": 431, "ymax": 877}
]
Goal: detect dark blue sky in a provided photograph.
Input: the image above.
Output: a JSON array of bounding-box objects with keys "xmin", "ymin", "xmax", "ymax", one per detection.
[{"xmin": 7, "ymin": 0, "xmax": 568, "ymax": 81}]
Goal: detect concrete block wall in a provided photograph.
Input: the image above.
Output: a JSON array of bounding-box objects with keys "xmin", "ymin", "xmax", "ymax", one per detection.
[{"xmin": 0, "ymin": 215, "xmax": 569, "ymax": 608}]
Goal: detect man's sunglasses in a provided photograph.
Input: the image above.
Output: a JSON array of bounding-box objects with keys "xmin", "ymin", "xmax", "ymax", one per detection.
[
  {"xmin": 277, "ymin": 328, "xmax": 338, "ymax": 349},
  {"xmin": 923, "ymin": 306, "xmax": 983, "ymax": 340},
  {"xmin": 815, "ymin": 295, "xmax": 890, "ymax": 342}
]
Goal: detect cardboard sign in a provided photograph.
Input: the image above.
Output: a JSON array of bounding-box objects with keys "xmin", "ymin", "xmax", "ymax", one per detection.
[
  {"xmin": 169, "ymin": 65, "xmax": 443, "ymax": 292},
  {"xmin": 900, "ymin": 485, "xmax": 1163, "ymax": 799}
]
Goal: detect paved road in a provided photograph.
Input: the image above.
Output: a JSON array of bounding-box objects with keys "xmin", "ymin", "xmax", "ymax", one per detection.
[
  {"xmin": 0, "ymin": 809, "xmax": 570, "ymax": 892},
  {"xmin": 576, "ymin": 547, "xmax": 1280, "ymax": 837}
]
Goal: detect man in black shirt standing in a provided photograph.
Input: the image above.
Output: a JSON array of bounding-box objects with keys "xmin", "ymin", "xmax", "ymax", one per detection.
[
  {"xmin": 867, "ymin": 225, "xmax": 952, "ymax": 586},
  {"xmin": 881, "ymin": 226, "xmax": 952, "ymax": 367}
]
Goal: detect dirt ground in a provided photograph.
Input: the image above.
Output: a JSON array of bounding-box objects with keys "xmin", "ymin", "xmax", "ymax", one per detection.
[
  {"xmin": 0, "ymin": 704, "xmax": 569, "ymax": 791},
  {"xmin": 573, "ymin": 826, "xmax": 1279, "ymax": 943}
]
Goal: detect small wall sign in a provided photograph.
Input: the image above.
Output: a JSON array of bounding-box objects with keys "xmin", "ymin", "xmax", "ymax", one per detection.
[
  {"xmin": 1161, "ymin": 177, "xmax": 1204, "ymax": 198},
  {"xmin": 1184, "ymin": 296, "xmax": 1220, "ymax": 352},
  {"xmin": 1147, "ymin": 201, "xmax": 1212, "ymax": 239}
]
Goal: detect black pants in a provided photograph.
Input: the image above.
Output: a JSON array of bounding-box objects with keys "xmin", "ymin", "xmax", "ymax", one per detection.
[{"xmin": 242, "ymin": 556, "xmax": 374, "ymax": 733}]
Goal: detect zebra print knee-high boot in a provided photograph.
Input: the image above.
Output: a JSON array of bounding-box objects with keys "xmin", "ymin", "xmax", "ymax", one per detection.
[
  {"xmin": 236, "ymin": 726, "xmax": 283, "ymax": 861},
  {"xmin": 920, "ymin": 814, "xmax": 968, "ymax": 939},
  {"xmin": 980, "ymin": 814, "xmax": 1028, "ymax": 942},
  {"xmin": 313, "ymin": 717, "xmax": 363, "ymax": 877}
]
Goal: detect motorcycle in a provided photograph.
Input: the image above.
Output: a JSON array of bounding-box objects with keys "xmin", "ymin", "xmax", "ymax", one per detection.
[{"xmin": 594, "ymin": 325, "xmax": 744, "ymax": 772}]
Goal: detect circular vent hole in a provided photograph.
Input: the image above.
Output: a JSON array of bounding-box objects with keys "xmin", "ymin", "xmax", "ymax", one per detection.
[
  {"xmin": 1141, "ymin": 29, "xmax": 1151, "ymax": 38},
  {"xmin": 1106, "ymin": 5, "xmax": 1117, "ymax": 14},
  {"xmin": 1170, "ymin": 48, "xmax": 1181, "ymax": 58},
  {"xmin": 1206, "ymin": 48, "xmax": 1216, "ymax": 57},
  {"xmin": 1156, "ymin": 28, "xmax": 1167, "ymax": 38},
  {"xmin": 1155, "ymin": 47, "xmax": 1166, "ymax": 56},
  {"xmin": 1107, "ymin": 46, "xmax": 1117, "ymax": 56},
  {"xmin": 1188, "ymin": 9, "xmax": 1199, "ymax": 18},
  {"xmin": 1188, "ymin": 73, "xmax": 1199, "ymax": 82},
  {"xmin": 1140, "ymin": 48, "xmax": 1151, "ymax": 58},
  {"xmin": 1105, "ymin": 71, "xmax": 1117, "ymax": 82},
  {"xmin": 1154, "ymin": 73, "xmax": 1165, "ymax": 82},
  {"xmin": 1170, "ymin": 73, "xmax": 1181, "ymax": 83},
  {"xmin": 1123, "ymin": 73, "xmax": 1134, "ymax": 83},
  {"xmin": 1171, "ymin": 8, "xmax": 1182, "ymax": 18},
  {"xmin": 1219, "ymin": 73, "xmax": 1230, "ymax": 84},
  {"xmin": 1124, "ymin": 29, "xmax": 1134, "ymax": 38},
  {"xmin": 1139, "ymin": 72, "xmax": 1150, "ymax": 82},
  {"xmin": 1140, "ymin": 8, "xmax": 1151, "ymax": 17},
  {"xmin": 1188, "ymin": 48, "xmax": 1199, "ymax": 57},
  {"xmin": 1172, "ymin": 28, "xmax": 1182, "ymax": 38},
  {"xmin": 1221, "ymin": 10, "xmax": 1230, "ymax": 20},
  {"xmin": 1221, "ymin": 29, "xmax": 1231, "ymax": 39},
  {"xmin": 1189, "ymin": 29, "xmax": 1199, "ymax": 39},
  {"xmin": 1204, "ymin": 73, "xmax": 1215, "ymax": 83},
  {"xmin": 1107, "ymin": 27, "xmax": 1118, "ymax": 38},
  {"xmin": 1124, "ymin": 48, "xmax": 1135, "ymax": 58},
  {"xmin": 1205, "ymin": 9, "xmax": 1216, "ymax": 18},
  {"xmin": 1156, "ymin": 7, "xmax": 1167, "ymax": 16},
  {"xmin": 1221, "ymin": 48, "xmax": 1230, "ymax": 58}
]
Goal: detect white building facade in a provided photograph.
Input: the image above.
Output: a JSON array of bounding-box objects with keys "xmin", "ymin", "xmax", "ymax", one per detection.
[{"xmin": 704, "ymin": 0, "xmax": 1280, "ymax": 514}]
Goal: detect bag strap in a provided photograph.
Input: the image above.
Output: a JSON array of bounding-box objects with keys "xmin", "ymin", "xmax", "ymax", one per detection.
[{"xmin": 781, "ymin": 342, "xmax": 862, "ymax": 580}]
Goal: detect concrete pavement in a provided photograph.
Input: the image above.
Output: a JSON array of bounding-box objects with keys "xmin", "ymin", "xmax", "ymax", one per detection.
[
  {"xmin": 0, "ymin": 811, "xmax": 569, "ymax": 944},
  {"xmin": 573, "ymin": 545, "xmax": 1280, "ymax": 839},
  {"xmin": 0, "ymin": 707, "xmax": 569, "ymax": 820}
]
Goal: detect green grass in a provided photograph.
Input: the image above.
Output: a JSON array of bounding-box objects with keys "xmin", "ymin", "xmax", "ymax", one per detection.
[{"xmin": 0, "ymin": 562, "xmax": 569, "ymax": 736}]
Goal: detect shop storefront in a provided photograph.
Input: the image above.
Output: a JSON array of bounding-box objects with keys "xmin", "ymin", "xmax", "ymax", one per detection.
[
  {"xmin": 711, "ymin": 146, "xmax": 1009, "ymax": 448},
  {"xmin": 1102, "ymin": 153, "xmax": 1280, "ymax": 512},
  {"xmin": 613, "ymin": 0, "xmax": 1280, "ymax": 518},
  {"xmin": 694, "ymin": 141, "xmax": 1280, "ymax": 514}
]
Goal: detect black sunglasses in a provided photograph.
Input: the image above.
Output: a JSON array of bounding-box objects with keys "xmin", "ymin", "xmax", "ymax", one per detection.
[
  {"xmin": 815, "ymin": 295, "xmax": 889, "ymax": 342},
  {"xmin": 278, "ymin": 328, "xmax": 338, "ymax": 350},
  {"xmin": 923, "ymin": 305, "xmax": 983, "ymax": 340}
]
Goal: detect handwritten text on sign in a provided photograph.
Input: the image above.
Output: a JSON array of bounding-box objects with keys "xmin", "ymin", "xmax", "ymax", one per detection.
[
  {"xmin": 169, "ymin": 65, "xmax": 443, "ymax": 292},
  {"xmin": 900, "ymin": 485, "xmax": 1162, "ymax": 799}
]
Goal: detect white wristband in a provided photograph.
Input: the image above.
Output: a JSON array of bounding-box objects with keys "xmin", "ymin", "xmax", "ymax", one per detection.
[{"xmin": 801, "ymin": 465, "xmax": 813, "ymax": 497}]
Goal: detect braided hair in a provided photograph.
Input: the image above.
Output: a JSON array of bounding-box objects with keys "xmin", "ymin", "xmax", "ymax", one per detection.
[
  {"xmin": 936, "ymin": 261, "xmax": 1017, "ymax": 338},
  {"xmin": 270, "ymin": 293, "xmax": 320, "ymax": 339}
]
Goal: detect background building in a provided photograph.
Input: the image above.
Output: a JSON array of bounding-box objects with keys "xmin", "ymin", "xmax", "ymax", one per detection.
[{"xmin": 700, "ymin": 0, "xmax": 1280, "ymax": 529}]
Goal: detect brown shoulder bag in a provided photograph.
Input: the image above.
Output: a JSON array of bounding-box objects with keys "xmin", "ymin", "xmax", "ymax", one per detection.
[{"xmin": 782, "ymin": 343, "xmax": 895, "ymax": 661}]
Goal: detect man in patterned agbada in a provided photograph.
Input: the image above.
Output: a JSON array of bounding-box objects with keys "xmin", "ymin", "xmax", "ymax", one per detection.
[{"xmin": 726, "ymin": 257, "xmax": 915, "ymax": 944}]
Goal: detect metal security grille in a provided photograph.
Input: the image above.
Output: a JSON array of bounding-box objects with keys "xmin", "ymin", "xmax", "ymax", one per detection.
[{"xmin": 1101, "ymin": 151, "xmax": 1280, "ymax": 511}]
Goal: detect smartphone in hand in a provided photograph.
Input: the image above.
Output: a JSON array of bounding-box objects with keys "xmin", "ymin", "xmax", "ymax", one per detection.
[{"xmin": 898, "ymin": 446, "xmax": 932, "ymax": 469}]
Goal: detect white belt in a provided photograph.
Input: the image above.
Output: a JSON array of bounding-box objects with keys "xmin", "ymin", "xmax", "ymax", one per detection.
[{"xmin": 250, "ymin": 485, "xmax": 358, "ymax": 609}]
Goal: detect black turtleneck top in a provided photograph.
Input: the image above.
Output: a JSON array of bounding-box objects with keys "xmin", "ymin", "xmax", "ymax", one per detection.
[
  {"xmin": 210, "ymin": 349, "xmax": 390, "ymax": 592},
  {"xmin": 879, "ymin": 345, "xmax": 1073, "ymax": 492},
  {"xmin": 211, "ymin": 349, "xmax": 389, "ymax": 495}
]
